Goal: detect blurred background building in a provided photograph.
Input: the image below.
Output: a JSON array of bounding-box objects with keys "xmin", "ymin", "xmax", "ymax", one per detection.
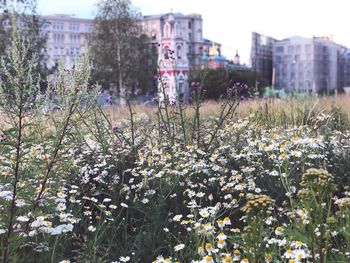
[
  {"xmin": 251, "ymin": 32, "xmax": 350, "ymax": 94},
  {"xmin": 250, "ymin": 32, "xmax": 277, "ymax": 86},
  {"xmin": 141, "ymin": 12, "xmax": 221, "ymax": 71},
  {"xmin": 273, "ymin": 36, "xmax": 339, "ymax": 93},
  {"xmin": 41, "ymin": 14, "xmax": 93, "ymax": 69}
]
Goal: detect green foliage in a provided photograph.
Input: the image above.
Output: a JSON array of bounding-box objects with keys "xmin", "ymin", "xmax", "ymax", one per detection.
[
  {"xmin": 90, "ymin": 0, "xmax": 157, "ymax": 96},
  {"xmin": 0, "ymin": 26, "xmax": 90, "ymax": 263},
  {"xmin": 0, "ymin": 0, "xmax": 48, "ymax": 80},
  {"xmin": 190, "ymin": 68, "xmax": 266, "ymax": 100}
]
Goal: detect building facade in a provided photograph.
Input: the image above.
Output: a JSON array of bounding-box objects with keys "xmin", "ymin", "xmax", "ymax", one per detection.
[
  {"xmin": 42, "ymin": 12, "xmax": 221, "ymax": 72},
  {"xmin": 337, "ymin": 47, "xmax": 350, "ymax": 89},
  {"xmin": 141, "ymin": 12, "xmax": 221, "ymax": 101},
  {"xmin": 152, "ymin": 13, "xmax": 190, "ymax": 102},
  {"xmin": 39, "ymin": 12, "xmax": 222, "ymax": 101},
  {"xmin": 142, "ymin": 12, "xmax": 221, "ymax": 71},
  {"xmin": 251, "ymin": 32, "xmax": 350, "ymax": 94},
  {"xmin": 273, "ymin": 36, "xmax": 339, "ymax": 93},
  {"xmin": 250, "ymin": 32, "xmax": 277, "ymax": 86},
  {"xmin": 41, "ymin": 14, "xmax": 93, "ymax": 70}
]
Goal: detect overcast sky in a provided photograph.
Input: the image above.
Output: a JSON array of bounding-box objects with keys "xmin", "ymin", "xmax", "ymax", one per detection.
[{"xmin": 37, "ymin": 0, "xmax": 350, "ymax": 65}]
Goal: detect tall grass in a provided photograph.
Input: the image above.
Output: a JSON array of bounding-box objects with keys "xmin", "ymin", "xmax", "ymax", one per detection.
[{"xmin": 103, "ymin": 95, "xmax": 350, "ymax": 130}]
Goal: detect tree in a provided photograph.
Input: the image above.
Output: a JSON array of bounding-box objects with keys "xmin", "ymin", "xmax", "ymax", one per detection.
[
  {"xmin": 190, "ymin": 68, "xmax": 267, "ymax": 100},
  {"xmin": 91, "ymin": 0, "xmax": 157, "ymax": 101},
  {"xmin": 0, "ymin": 0, "xmax": 48, "ymax": 82}
]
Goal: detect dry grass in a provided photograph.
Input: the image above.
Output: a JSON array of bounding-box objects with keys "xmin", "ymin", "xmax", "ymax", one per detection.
[
  {"xmin": 104, "ymin": 95, "xmax": 350, "ymax": 122},
  {"xmin": 1, "ymin": 95, "xmax": 349, "ymax": 127}
]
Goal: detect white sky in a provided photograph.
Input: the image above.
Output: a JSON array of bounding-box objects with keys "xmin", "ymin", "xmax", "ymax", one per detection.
[{"xmin": 37, "ymin": 0, "xmax": 350, "ymax": 65}]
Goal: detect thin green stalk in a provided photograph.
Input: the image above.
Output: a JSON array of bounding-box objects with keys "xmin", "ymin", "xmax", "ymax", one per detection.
[{"xmin": 1, "ymin": 90, "xmax": 24, "ymax": 263}]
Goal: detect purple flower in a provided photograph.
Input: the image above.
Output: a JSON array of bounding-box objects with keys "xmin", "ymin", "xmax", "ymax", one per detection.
[
  {"xmin": 0, "ymin": 134, "xmax": 7, "ymax": 142},
  {"xmin": 112, "ymin": 125, "xmax": 119, "ymax": 133},
  {"xmin": 152, "ymin": 97, "xmax": 159, "ymax": 104},
  {"xmin": 169, "ymin": 99, "xmax": 176, "ymax": 106},
  {"xmin": 114, "ymin": 139, "xmax": 123, "ymax": 146}
]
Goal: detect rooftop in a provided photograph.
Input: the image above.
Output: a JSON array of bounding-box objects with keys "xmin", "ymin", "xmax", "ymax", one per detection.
[
  {"xmin": 143, "ymin": 12, "xmax": 202, "ymax": 20},
  {"xmin": 42, "ymin": 14, "xmax": 92, "ymax": 22}
]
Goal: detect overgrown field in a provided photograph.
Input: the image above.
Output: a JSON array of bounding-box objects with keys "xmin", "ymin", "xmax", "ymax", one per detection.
[{"xmin": 1, "ymin": 32, "xmax": 350, "ymax": 263}]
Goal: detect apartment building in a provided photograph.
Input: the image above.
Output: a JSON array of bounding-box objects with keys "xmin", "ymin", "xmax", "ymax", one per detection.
[
  {"xmin": 250, "ymin": 32, "xmax": 277, "ymax": 85},
  {"xmin": 337, "ymin": 47, "xmax": 350, "ymax": 89},
  {"xmin": 41, "ymin": 14, "xmax": 93, "ymax": 69},
  {"xmin": 273, "ymin": 36, "xmax": 339, "ymax": 93},
  {"xmin": 251, "ymin": 31, "xmax": 350, "ymax": 93}
]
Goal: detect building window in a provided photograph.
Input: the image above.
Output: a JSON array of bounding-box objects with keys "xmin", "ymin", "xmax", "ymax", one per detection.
[
  {"xmin": 288, "ymin": 45, "xmax": 294, "ymax": 54},
  {"xmin": 42, "ymin": 22, "xmax": 50, "ymax": 29},
  {"xmin": 199, "ymin": 46, "xmax": 203, "ymax": 55},
  {"xmin": 177, "ymin": 45, "xmax": 182, "ymax": 59},
  {"xmin": 174, "ymin": 22, "xmax": 180, "ymax": 37},
  {"xmin": 164, "ymin": 23, "xmax": 170, "ymax": 38},
  {"xmin": 70, "ymin": 34, "xmax": 80, "ymax": 44},
  {"xmin": 85, "ymin": 24, "xmax": 93, "ymax": 32},
  {"xmin": 163, "ymin": 46, "xmax": 169, "ymax": 59},
  {"xmin": 188, "ymin": 21, "xmax": 191, "ymax": 29},
  {"xmin": 53, "ymin": 22, "xmax": 64, "ymax": 30},
  {"xmin": 188, "ymin": 45, "xmax": 192, "ymax": 54},
  {"xmin": 70, "ymin": 48, "xmax": 75, "ymax": 56},
  {"xmin": 275, "ymin": 46, "xmax": 284, "ymax": 53},
  {"xmin": 69, "ymin": 23, "xmax": 80, "ymax": 31},
  {"xmin": 53, "ymin": 34, "xmax": 64, "ymax": 43},
  {"xmin": 305, "ymin": 45, "xmax": 311, "ymax": 53}
]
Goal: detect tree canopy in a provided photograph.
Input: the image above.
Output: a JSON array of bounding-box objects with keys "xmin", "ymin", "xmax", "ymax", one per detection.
[
  {"xmin": 190, "ymin": 68, "xmax": 267, "ymax": 100},
  {"xmin": 91, "ymin": 0, "xmax": 157, "ymax": 98}
]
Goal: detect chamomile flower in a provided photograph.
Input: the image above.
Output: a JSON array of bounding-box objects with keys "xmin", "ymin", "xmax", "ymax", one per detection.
[
  {"xmin": 174, "ymin": 244, "xmax": 185, "ymax": 251},
  {"xmin": 223, "ymin": 217, "xmax": 231, "ymax": 226}
]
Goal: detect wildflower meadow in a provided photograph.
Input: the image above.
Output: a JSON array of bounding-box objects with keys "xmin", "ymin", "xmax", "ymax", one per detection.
[{"xmin": 1, "ymin": 28, "xmax": 350, "ymax": 263}]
